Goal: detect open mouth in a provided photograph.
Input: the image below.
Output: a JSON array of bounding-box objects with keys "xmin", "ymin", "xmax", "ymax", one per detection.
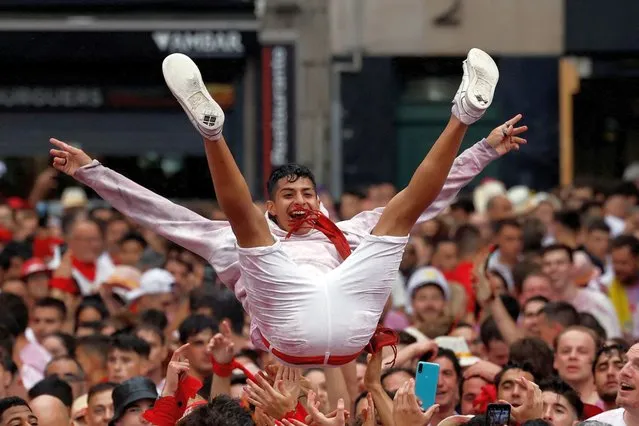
[
  {"xmin": 620, "ymin": 382, "xmax": 636, "ymax": 391},
  {"xmin": 289, "ymin": 210, "xmax": 307, "ymax": 219}
]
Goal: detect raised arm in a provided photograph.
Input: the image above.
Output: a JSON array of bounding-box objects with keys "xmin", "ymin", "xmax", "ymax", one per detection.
[
  {"xmin": 49, "ymin": 138, "xmax": 240, "ymax": 285},
  {"xmin": 339, "ymin": 138, "xmax": 502, "ymax": 234}
]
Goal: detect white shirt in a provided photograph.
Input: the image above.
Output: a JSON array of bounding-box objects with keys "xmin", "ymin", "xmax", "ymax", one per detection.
[
  {"xmin": 588, "ymin": 407, "xmax": 627, "ymax": 425},
  {"xmin": 572, "ymin": 287, "xmax": 622, "ymax": 339},
  {"xmin": 75, "ymin": 140, "xmax": 499, "ymax": 344}
]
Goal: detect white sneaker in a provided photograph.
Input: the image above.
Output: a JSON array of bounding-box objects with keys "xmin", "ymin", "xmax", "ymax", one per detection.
[
  {"xmin": 452, "ymin": 48, "xmax": 499, "ymax": 125},
  {"xmin": 162, "ymin": 53, "xmax": 225, "ymax": 139}
]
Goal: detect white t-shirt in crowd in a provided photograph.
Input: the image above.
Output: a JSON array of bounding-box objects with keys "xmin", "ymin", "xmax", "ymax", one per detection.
[{"xmin": 588, "ymin": 407, "xmax": 627, "ymax": 426}]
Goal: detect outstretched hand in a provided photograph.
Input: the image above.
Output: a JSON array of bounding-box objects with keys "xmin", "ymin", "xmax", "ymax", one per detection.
[
  {"xmin": 485, "ymin": 114, "xmax": 528, "ymax": 155},
  {"xmin": 207, "ymin": 320, "xmax": 235, "ymax": 364},
  {"xmin": 161, "ymin": 343, "xmax": 191, "ymax": 397},
  {"xmin": 498, "ymin": 377, "xmax": 542, "ymax": 423},
  {"xmin": 393, "ymin": 379, "xmax": 439, "ymax": 426},
  {"xmin": 49, "ymin": 138, "xmax": 92, "ymax": 176}
]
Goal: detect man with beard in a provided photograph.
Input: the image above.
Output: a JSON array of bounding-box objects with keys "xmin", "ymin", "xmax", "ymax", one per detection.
[{"xmin": 593, "ymin": 344, "xmax": 628, "ymax": 411}]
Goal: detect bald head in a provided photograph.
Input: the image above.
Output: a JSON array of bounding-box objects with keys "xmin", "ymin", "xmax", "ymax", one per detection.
[
  {"xmin": 30, "ymin": 395, "xmax": 70, "ymax": 426},
  {"xmin": 68, "ymin": 220, "xmax": 103, "ymax": 263}
]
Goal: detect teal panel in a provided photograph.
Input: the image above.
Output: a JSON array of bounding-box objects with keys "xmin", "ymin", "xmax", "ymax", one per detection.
[{"xmin": 395, "ymin": 101, "xmax": 502, "ymax": 189}]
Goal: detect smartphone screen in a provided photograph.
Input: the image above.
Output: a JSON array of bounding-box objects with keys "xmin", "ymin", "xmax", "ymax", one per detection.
[
  {"xmin": 415, "ymin": 361, "xmax": 439, "ymax": 409},
  {"xmin": 486, "ymin": 403, "xmax": 511, "ymax": 426}
]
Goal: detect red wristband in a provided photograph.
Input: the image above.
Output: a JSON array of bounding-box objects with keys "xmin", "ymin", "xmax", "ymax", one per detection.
[{"xmin": 210, "ymin": 356, "xmax": 235, "ymax": 378}]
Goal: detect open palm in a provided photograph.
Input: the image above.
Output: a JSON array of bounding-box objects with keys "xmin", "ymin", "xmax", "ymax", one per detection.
[
  {"xmin": 49, "ymin": 138, "xmax": 92, "ymax": 176},
  {"xmin": 485, "ymin": 114, "xmax": 528, "ymax": 155}
]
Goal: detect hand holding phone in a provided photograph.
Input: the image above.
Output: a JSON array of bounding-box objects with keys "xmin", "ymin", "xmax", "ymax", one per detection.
[
  {"xmin": 415, "ymin": 361, "xmax": 439, "ymax": 409},
  {"xmin": 486, "ymin": 403, "xmax": 511, "ymax": 426}
]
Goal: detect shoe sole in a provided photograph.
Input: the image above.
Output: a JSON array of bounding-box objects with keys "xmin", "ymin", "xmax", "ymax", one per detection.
[
  {"xmin": 464, "ymin": 48, "xmax": 499, "ymax": 111},
  {"xmin": 162, "ymin": 53, "xmax": 224, "ymax": 138}
]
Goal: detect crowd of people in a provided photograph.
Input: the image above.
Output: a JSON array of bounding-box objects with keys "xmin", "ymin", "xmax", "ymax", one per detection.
[
  {"xmin": 1, "ymin": 162, "xmax": 638, "ymax": 426},
  {"xmin": 0, "ymin": 51, "xmax": 638, "ymax": 426}
]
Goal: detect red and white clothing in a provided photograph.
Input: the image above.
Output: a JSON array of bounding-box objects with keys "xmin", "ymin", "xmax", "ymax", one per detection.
[
  {"xmin": 75, "ymin": 139, "xmax": 499, "ymax": 364},
  {"xmin": 49, "ymin": 250, "xmax": 115, "ymax": 295}
]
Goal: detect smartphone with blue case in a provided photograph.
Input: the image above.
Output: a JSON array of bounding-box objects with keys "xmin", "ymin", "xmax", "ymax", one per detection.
[{"xmin": 415, "ymin": 361, "xmax": 439, "ymax": 409}]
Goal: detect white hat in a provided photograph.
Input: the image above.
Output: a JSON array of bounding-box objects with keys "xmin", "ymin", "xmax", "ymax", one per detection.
[
  {"xmin": 126, "ymin": 268, "xmax": 174, "ymax": 302},
  {"xmin": 473, "ymin": 180, "xmax": 506, "ymax": 214},
  {"xmin": 435, "ymin": 336, "xmax": 481, "ymax": 367},
  {"xmin": 407, "ymin": 266, "xmax": 450, "ymax": 300},
  {"xmin": 61, "ymin": 187, "xmax": 88, "ymax": 209},
  {"xmin": 507, "ymin": 185, "xmax": 535, "ymax": 215}
]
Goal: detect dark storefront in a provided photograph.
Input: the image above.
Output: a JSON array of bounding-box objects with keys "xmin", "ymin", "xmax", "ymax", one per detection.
[{"xmin": 0, "ymin": 1, "xmax": 261, "ymax": 198}]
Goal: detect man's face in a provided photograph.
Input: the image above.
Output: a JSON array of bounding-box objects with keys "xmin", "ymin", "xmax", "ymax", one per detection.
[
  {"xmin": 26, "ymin": 273, "xmax": 49, "ymax": 302},
  {"xmin": 487, "ymin": 196, "xmax": 513, "ymax": 221},
  {"xmin": 431, "ymin": 242, "xmax": 458, "ymax": 272},
  {"xmin": 339, "ymin": 194, "xmax": 363, "ymax": 221},
  {"xmin": 585, "ymin": 230, "xmax": 610, "ymax": 260},
  {"xmin": 136, "ymin": 329, "xmax": 167, "ymax": 375},
  {"xmin": 497, "ymin": 368, "xmax": 534, "ymax": 408},
  {"xmin": 304, "ymin": 370, "xmax": 329, "ymax": 413},
  {"xmin": 412, "ymin": 285, "xmax": 446, "ymax": 323},
  {"xmin": 138, "ymin": 294, "xmax": 177, "ymax": 323},
  {"xmin": 105, "ymin": 220, "xmax": 129, "ymax": 249},
  {"xmin": 542, "ymin": 250, "xmax": 572, "ymax": 291},
  {"xmin": 266, "ymin": 177, "xmax": 320, "ymax": 234},
  {"xmin": 0, "ymin": 205, "xmax": 13, "ymax": 229},
  {"xmin": 0, "ymin": 364, "xmax": 11, "ymax": 398},
  {"xmin": 522, "ymin": 299, "xmax": 548, "ymax": 336},
  {"xmin": 553, "ymin": 330, "xmax": 596, "ymax": 385},
  {"xmin": 31, "ymin": 307, "xmax": 64, "ymax": 343},
  {"xmin": 537, "ymin": 314, "xmax": 562, "ymax": 348},
  {"xmin": 118, "ymin": 241, "xmax": 144, "ymax": 267},
  {"xmin": 115, "ymin": 399, "xmax": 154, "ymax": 426},
  {"xmin": 486, "ymin": 339, "xmax": 510, "ymax": 367},
  {"xmin": 611, "ymin": 246, "xmax": 638, "ymax": 285},
  {"xmin": 87, "ymin": 390, "xmax": 114, "ymax": 426},
  {"xmin": 45, "ymin": 358, "xmax": 86, "ymax": 400},
  {"xmin": 107, "ymin": 349, "xmax": 147, "ymax": 384},
  {"xmin": 497, "ymin": 225, "xmax": 523, "ymax": 259},
  {"xmin": 2, "ymin": 279, "xmax": 29, "ymax": 303},
  {"xmin": 434, "ymin": 356, "xmax": 459, "ymax": 410},
  {"xmin": 1, "ymin": 405, "xmax": 37, "ymax": 426},
  {"xmin": 594, "ymin": 349, "xmax": 626, "ymax": 403},
  {"xmin": 519, "ymin": 275, "xmax": 553, "ymax": 305},
  {"xmin": 42, "ymin": 335, "xmax": 69, "ymax": 358},
  {"xmin": 381, "ymin": 370, "xmax": 412, "ymax": 393},
  {"xmin": 164, "ymin": 260, "xmax": 188, "ymax": 294},
  {"xmin": 534, "ymin": 202, "xmax": 555, "ymax": 226},
  {"xmin": 69, "ymin": 222, "xmax": 103, "ymax": 263},
  {"xmin": 616, "ymin": 344, "xmax": 639, "ymax": 410},
  {"xmin": 460, "ymin": 376, "xmax": 489, "ymax": 415},
  {"xmin": 4, "ymin": 256, "xmax": 24, "ymax": 281},
  {"xmin": 185, "ymin": 330, "xmax": 214, "ymax": 376},
  {"xmin": 541, "ymin": 391, "xmax": 579, "ymax": 426}
]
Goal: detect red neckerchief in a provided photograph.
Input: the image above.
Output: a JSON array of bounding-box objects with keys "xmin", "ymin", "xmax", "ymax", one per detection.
[
  {"xmin": 472, "ymin": 383, "xmax": 497, "ymax": 414},
  {"xmin": 286, "ymin": 207, "xmax": 351, "ymax": 260},
  {"xmin": 72, "ymin": 257, "xmax": 96, "ymax": 281}
]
